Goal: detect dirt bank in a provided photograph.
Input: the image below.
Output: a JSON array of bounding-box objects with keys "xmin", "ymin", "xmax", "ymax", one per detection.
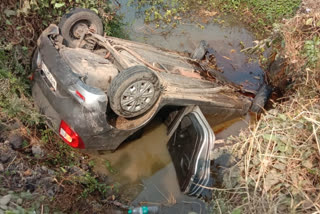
[{"xmin": 211, "ymin": 0, "xmax": 320, "ymax": 213}]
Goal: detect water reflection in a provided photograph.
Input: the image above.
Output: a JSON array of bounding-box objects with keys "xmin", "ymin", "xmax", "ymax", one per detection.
[{"xmin": 117, "ymin": 0, "xmax": 265, "ymax": 92}]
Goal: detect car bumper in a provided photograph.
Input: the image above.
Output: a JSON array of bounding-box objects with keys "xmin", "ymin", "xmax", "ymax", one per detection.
[{"xmin": 33, "ymin": 25, "xmax": 138, "ymax": 150}]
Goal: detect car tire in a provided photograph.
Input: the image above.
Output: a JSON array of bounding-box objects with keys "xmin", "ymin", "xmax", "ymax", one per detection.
[
  {"xmin": 59, "ymin": 8, "xmax": 103, "ymax": 48},
  {"xmin": 109, "ymin": 66, "xmax": 161, "ymax": 118},
  {"xmin": 250, "ymin": 84, "xmax": 272, "ymax": 113}
]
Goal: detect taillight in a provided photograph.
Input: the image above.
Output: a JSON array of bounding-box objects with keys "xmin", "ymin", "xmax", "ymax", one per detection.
[
  {"xmin": 59, "ymin": 120, "xmax": 85, "ymax": 149},
  {"xmin": 75, "ymin": 90, "xmax": 85, "ymax": 101}
]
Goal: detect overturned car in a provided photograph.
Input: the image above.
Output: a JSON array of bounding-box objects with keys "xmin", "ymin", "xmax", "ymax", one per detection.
[{"xmin": 32, "ymin": 8, "xmax": 270, "ymax": 196}]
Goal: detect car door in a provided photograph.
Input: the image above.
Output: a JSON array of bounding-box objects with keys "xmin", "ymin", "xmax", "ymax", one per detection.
[{"xmin": 166, "ymin": 106, "xmax": 215, "ymax": 196}]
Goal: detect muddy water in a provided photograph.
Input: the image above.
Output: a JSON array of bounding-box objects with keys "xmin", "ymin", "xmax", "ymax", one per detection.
[
  {"xmin": 90, "ymin": 119, "xmax": 170, "ymax": 184},
  {"xmin": 90, "ymin": 1, "xmax": 263, "ymax": 208},
  {"xmin": 117, "ymin": 1, "xmax": 265, "ymax": 92}
]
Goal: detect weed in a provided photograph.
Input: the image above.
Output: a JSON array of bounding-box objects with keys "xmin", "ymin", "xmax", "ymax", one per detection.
[
  {"xmin": 128, "ymin": 0, "xmax": 218, "ymax": 29},
  {"xmin": 80, "ymin": 173, "xmax": 113, "ymax": 198},
  {"xmin": 0, "ymin": 48, "xmax": 41, "ymax": 126},
  {"xmin": 206, "ymin": 2, "xmax": 320, "ymax": 213},
  {"xmin": 303, "ymin": 36, "xmax": 320, "ymax": 68},
  {"xmin": 105, "ymin": 160, "xmax": 117, "ymax": 174},
  {"xmin": 216, "ymin": 0, "xmax": 301, "ymax": 36},
  {"xmin": 88, "ymin": 160, "xmax": 95, "ymax": 168},
  {"xmin": 126, "ymin": 0, "xmax": 300, "ymax": 36}
]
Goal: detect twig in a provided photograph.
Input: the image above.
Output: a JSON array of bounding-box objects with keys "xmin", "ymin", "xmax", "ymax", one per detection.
[
  {"xmin": 113, "ymin": 45, "xmax": 165, "ymax": 73},
  {"xmin": 216, "ymin": 199, "xmax": 222, "ymax": 214},
  {"xmin": 312, "ymin": 124, "xmax": 320, "ymax": 155},
  {"xmin": 6, "ymin": 155, "xmax": 17, "ymax": 170}
]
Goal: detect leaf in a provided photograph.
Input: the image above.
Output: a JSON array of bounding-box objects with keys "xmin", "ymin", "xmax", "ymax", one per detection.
[
  {"xmin": 4, "ymin": 9, "xmax": 16, "ymax": 17},
  {"xmin": 231, "ymin": 208, "xmax": 242, "ymax": 214},
  {"xmin": 20, "ymin": 0, "xmax": 31, "ymax": 14},
  {"xmin": 264, "ymin": 170, "xmax": 281, "ymax": 191},
  {"xmin": 263, "ymin": 134, "xmax": 279, "ymax": 142},
  {"xmin": 90, "ymin": 8, "xmax": 98, "ymax": 14},
  {"xmin": 305, "ymin": 18, "xmax": 313, "ymax": 26},
  {"xmin": 105, "ymin": 160, "xmax": 116, "ymax": 174},
  {"xmin": 302, "ymin": 159, "xmax": 313, "ymax": 169},
  {"xmin": 278, "ymin": 114, "xmax": 287, "ymax": 121},
  {"xmin": 54, "ymin": 2, "xmax": 65, "ymax": 8},
  {"xmin": 275, "ymin": 142, "xmax": 286, "ymax": 152},
  {"xmin": 60, "ymin": 167, "xmax": 67, "ymax": 173},
  {"xmin": 273, "ymin": 162, "xmax": 286, "ymax": 171},
  {"xmin": 5, "ymin": 19, "xmax": 12, "ymax": 25}
]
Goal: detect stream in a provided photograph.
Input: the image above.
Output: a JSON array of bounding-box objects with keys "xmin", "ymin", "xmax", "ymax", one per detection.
[{"xmin": 88, "ymin": 2, "xmax": 264, "ymax": 213}]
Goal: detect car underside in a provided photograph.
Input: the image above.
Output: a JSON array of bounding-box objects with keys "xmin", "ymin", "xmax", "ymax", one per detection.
[{"xmin": 32, "ymin": 8, "xmax": 271, "ymax": 196}]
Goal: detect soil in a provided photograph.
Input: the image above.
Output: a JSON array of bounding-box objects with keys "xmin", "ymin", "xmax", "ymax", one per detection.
[{"xmin": 0, "ymin": 122, "xmax": 123, "ymax": 213}]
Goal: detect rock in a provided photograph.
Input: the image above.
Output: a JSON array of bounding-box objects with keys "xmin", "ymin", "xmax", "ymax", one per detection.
[
  {"xmin": 47, "ymin": 169, "xmax": 55, "ymax": 176},
  {"xmin": 16, "ymin": 198, "xmax": 23, "ymax": 205},
  {"xmin": 0, "ymin": 154, "xmax": 10, "ymax": 163},
  {"xmin": 0, "ymin": 142, "xmax": 15, "ymax": 163},
  {"xmin": 39, "ymin": 177, "xmax": 53, "ymax": 187},
  {"xmin": 0, "ymin": 205, "xmax": 7, "ymax": 211},
  {"xmin": 9, "ymin": 121, "xmax": 21, "ymax": 130},
  {"xmin": 31, "ymin": 144, "xmax": 43, "ymax": 157},
  {"xmin": 0, "ymin": 194, "xmax": 11, "ymax": 206},
  {"xmin": 0, "ymin": 163, "xmax": 4, "ymax": 172},
  {"xmin": 69, "ymin": 166, "xmax": 86, "ymax": 176},
  {"xmin": 47, "ymin": 185, "xmax": 59, "ymax": 197},
  {"xmin": 41, "ymin": 166, "xmax": 48, "ymax": 172},
  {"xmin": 0, "ymin": 209, "xmax": 4, "ymax": 214},
  {"xmin": 8, "ymin": 134, "xmax": 23, "ymax": 150},
  {"xmin": 192, "ymin": 40, "xmax": 208, "ymax": 60}
]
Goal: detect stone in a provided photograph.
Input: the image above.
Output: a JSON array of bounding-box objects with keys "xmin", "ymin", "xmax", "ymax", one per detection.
[
  {"xmin": 0, "ymin": 205, "xmax": 7, "ymax": 211},
  {"xmin": 0, "ymin": 194, "xmax": 11, "ymax": 206},
  {"xmin": 31, "ymin": 144, "xmax": 43, "ymax": 157},
  {"xmin": 47, "ymin": 169, "xmax": 55, "ymax": 176},
  {"xmin": 41, "ymin": 166, "xmax": 48, "ymax": 172},
  {"xmin": 8, "ymin": 134, "xmax": 23, "ymax": 150},
  {"xmin": 16, "ymin": 198, "xmax": 23, "ymax": 205},
  {"xmin": 0, "ymin": 163, "xmax": 4, "ymax": 172},
  {"xmin": 10, "ymin": 121, "xmax": 22, "ymax": 130},
  {"xmin": 69, "ymin": 166, "xmax": 86, "ymax": 176},
  {"xmin": 0, "ymin": 142, "xmax": 15, "ymax": 163},
  {"xmin": 0, "ymin": 154, "xmax": 10, "ymax": 163}
]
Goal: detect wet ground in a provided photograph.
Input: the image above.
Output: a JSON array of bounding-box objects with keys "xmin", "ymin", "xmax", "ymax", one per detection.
[{"xmin": 89, "ymin": 2, "xmax": 263, "ymax": 213}]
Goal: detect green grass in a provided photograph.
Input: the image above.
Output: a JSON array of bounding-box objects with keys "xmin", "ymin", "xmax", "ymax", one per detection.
[
  {"xmin": 0, "ymin": 48, "xmax": 41, "ymax": 126},
  {"xmin": 216, "ymin": 0, "xmax": 301, "ymax": 35},
  {"xmin": 127, "ymin": 0, "xmax": 301, "ymax": 37}
]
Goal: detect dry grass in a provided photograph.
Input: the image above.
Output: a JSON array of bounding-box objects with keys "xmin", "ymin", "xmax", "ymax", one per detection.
[
  {"xmin": 214, "ymin": 1, "xmax": 320, "ymax": 213},
  {"xmin": 223, "ymin": 94, "xmax": 320, "ymax": 213},
  {"xmin": 281, "ymin": 12, "xmax": 320, "ymax": 85}
]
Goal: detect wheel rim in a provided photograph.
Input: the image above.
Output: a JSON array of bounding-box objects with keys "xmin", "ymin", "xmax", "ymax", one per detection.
[
  {"xmin": 71, "ymin": 21, "xmax": 97, "ymax": 39},
  {"xmin": 120, "ymin": 80, "xmax": 155, "ymax": 113}
]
